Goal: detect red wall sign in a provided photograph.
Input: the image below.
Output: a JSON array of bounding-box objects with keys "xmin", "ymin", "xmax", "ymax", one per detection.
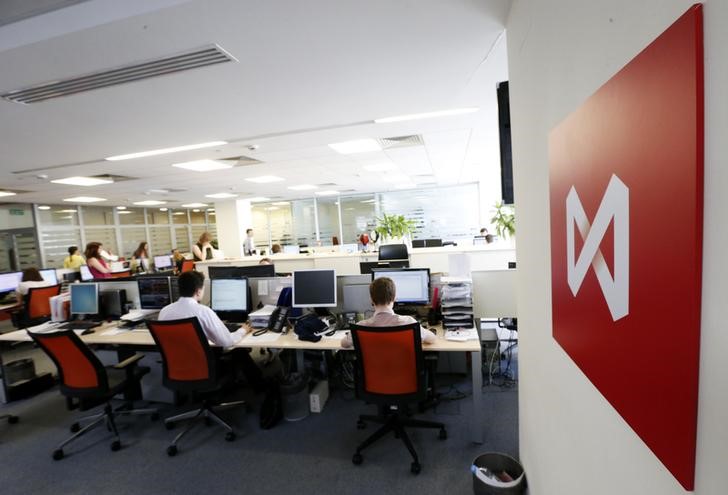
[{"xmin": 549, "ymin": 5, "xmax": 703, "ymax": 491}]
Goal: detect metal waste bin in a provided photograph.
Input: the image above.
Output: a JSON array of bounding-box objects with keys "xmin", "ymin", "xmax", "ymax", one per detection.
[
  {"xmin": 472, "ymin": 452, "xmax": 525, "ymax": 495},
  {"xmin": 280, "ymin": 372, "xmax": 310, "ymax": 421}
]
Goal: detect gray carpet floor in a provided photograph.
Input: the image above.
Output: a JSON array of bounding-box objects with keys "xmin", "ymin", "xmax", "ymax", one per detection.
[{"xmin": 0, "ymin": 350, "xmax": 519, "ymax": 495}]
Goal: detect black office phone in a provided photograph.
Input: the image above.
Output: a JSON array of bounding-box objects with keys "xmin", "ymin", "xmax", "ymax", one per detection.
[{"xmin": 268, "ymin": 306, "xmax": 290, "ymax": 333}]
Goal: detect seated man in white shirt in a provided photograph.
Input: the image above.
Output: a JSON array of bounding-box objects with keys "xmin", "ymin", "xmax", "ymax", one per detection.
[
  {"xmin": 342, "ymin": 277, "xmax": 436, "ymax": 348},
  {"xmin": 159, "ymin": 271, "xmax": 265, "ymax": 392}
]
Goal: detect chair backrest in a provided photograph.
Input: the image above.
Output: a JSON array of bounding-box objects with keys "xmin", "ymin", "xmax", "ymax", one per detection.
[
  {"xmin": 28, "ymin": 330, "xmax": 107, "ymax": 397},
  {"xmin": 146, "ymin": 317, "xmax": 217, "ymax": 392},
  {"xmin": 25, "ymin": 284, "xmax": 62, "ymax": 319},
  {"xmin": 110, "ymin": 270, "xmax": 131, "ymax": 279},
  {"xmin": 180, "ymin": 260, "xmax": 195, "ymax": 273},
  {"xmin": 350, "ymin": 322, "xmax": 425, "ymax": 405},
  {"xmin": 378, "ymin": 244, "xmax": 409, "ymax": 261}
]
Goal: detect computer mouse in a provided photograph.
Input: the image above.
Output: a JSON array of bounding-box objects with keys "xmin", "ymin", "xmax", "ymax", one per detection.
[{"xmin": 81, "ymin": 329, "xmax": 95, "ymax": 336}]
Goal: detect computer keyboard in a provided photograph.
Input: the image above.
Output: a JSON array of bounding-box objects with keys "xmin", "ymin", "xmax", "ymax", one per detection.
[
  {"xmin": 58, "ymin": 321, "xmax": 101, "ymax": 331},
  {"xmin": 223, "ymin": 322, "xmax": 241, "ymax": 333}
]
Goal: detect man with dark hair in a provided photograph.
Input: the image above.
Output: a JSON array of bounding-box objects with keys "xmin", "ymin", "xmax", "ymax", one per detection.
[
  {"xmin": 243, "ymin": 228, "xmax": 256, "ymax": 256},
  {"xmin": 159, "ymin": 271, "xmax": 264, "ymax": 390},
  {"xmin": 341, "ymin": 277, "xmax": 436, "ymax": 348}
]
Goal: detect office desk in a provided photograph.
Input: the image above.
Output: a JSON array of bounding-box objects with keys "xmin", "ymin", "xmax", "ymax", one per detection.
[{"xmin": 0, "ymin": 323, "xmax": 484, "ymax": 443}]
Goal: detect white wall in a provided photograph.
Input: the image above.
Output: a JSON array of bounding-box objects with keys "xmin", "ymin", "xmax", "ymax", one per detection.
[{"xmin": 507, "ymin": 1, "xmax": 728, "ymax": 493}]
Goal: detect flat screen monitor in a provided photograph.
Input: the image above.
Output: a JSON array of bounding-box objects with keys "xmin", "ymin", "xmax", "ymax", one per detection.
[
  {"xmin": 372, "ymin": 268, "xmax": 430, "ymax": 305},
  {"xmin": 412, "ymin": 239, "xmax": 426, "ymax": 248},
  {"xmin": 79, "ymin": 265, "xmax": 93, "ymax": 281},
  {"xmin": 292, "ymin": 269, "xmax": 337, "ymax": 308},
  {"xmin": 208, "ymin": 264, "xmax": 275, "ymax": 279},
  {"xmin": 0, "ymin": 271, "xmax": 22, "ymax": 293},
  {"xmin": 39, "ymin": 269, "xmax": 58, "ymax": 285},
  {"xmin": 70, "ymin": 283, "xmax": 99, "ymax": 315},
  {"xmin": 424, "ymin": 238, "xmax": 443, "ymax": 247},
  {"xmin": 342, "ymin": 284, "xmax": 372, "ymax": 313},
  {"xmin": 378, "ymin": 244, "xmax": 409, "ymax": 261},
  {"xmin": 283, "ymin": 245, "xmax": 300, "ymax": 254},
  {"xmin": 137, "ymin": 277, "xmax": 171, "ymax": 310},
  {"xmin": 210, "ymin": 278, "xmax": 248, "ymax": 318},
  {"xmin": 154, "ymin": 255, "xmax": 173, "ymax": 270},
  {"xmin": 359, "ymin": 260, "xmax": 409, "ymax": 275}
]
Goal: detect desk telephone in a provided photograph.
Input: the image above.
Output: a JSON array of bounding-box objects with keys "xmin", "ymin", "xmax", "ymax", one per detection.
[{"xmin": 268, "ymin": 306, "xmax": 290, "ymax": 333}]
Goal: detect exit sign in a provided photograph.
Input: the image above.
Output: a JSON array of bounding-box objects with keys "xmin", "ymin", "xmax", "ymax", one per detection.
[{"xmin": 9, "ymin": 209, "xmax": 24, "ymax": 216}]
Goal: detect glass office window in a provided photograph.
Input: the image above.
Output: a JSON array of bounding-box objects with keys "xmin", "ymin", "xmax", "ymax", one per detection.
[
  {"xmin": 148, "ymin": 208, "xmax": 170, "ymax": 225},
  {"xmin": 174, "ymin": 227, "xmax": 190, "ymax": 252},
  {"xmin": 0, "ymin": 204, "xmax": 34, "ymax": 229},
  {"xmin": 189, "ymin": 209, "xmax": 206, "ymax": 224},
  {"xmin": 118, "ymin": 208, "xmax": 146, "ymax": 225},
  {"xmin": 316, "ymin": 197, "xmax": 341, "ymax": 245},
  {"xmin": 149, "ymin": 227, "xmax": 172, "ymax": 257},
  {"xmin": 84, "ymin": 228, "xmax": 118, "ymax": 258},
  {"xmin": 40, "ymin": 229, "xmax": 82, "ymax": 268},
  {"xmin": 291, "ymin": 199, "xmax": 317, "ymax": 247},
  {"xmin": 38, "ymin": 207, "xmax": 79, "ymax": 226},
  {"xmin": 82, "ymin": 206, "xmax": 115, "ymax": 226},
  {"xmin": 171, "ymin": 209, "xmax": 189, "ymax": 225},
  {"xmin": 268, "ymin": 203, "xmax": 293, "ymax": 247},
  {"xmin": 190, "ymin": 225, "xmax": 209, "ymax": 247},
  {"xmin": 120, "ymin": 227, "xmax": 147, "ymax": 259},
  {"xmin": 340, "ymin": 194, "xmax": 376, "ymax": 245}
]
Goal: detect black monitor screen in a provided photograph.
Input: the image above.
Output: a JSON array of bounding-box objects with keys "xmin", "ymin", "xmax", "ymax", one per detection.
[
  {"xmin": 137, "ymin": 277, "xmax": 171, "ymax": 310},
  {"xmin": 425, "ymin": 238, "xmax": 443, "ymax": 247},
  {"xmin": 0, "ymin": 271, "xmax": 22, "ymax": 293},
  {"xmin": 411, "ymin": 240, "xmax": 426, "ymax": 248},
  {"xmin": 80, "ymin": 265, "xmax": 93, "ymax": 281},
  {"xmin": 154, "ymin": 255, "xmax": 172, "ymax": 270},
  {"xmin": 359, "ymin": 260, "xmax": 409, "ymax": 275},
  {"xmin": 208, "ymin": 264, "xmax": 275, "ymax": 279},
  {"xmin": 378, "ymin": 244, "xmax": 409, "ymax": 261},
  {"xmin": 372, "ymin": 268, "xmax": 430, "ymax": 305},
  {"xmin": 40, "ymin": 269, "xmax": 58, "ymax": 285},
  {"xmin": 292, "ymin": 269, "xmax": 337, "ymax": 308},
  {"xmin": 70, "ymin": 283, "xmax": 99, "ymax": 315},
  {"xmin": 210, "ymin": 278, "xmax": 248, "ymax": 312}
]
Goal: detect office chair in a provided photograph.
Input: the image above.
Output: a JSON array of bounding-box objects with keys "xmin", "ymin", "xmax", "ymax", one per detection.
[
  {"xmin": 378, "ymin": 243, "xmax": 409, "ymax": 261},
  {"xmin": 11, "ymin": 284, "xmax": 62, "ymax": 328},
  {"xmin": 349, "ymin": 322, "xmax": 446, "ymax": 474},
  {"xmin": 146, "ymin": 317, "xmax": 244, "ymax": 456},
  {"xmin": 110, "ymin": 270, "xmax": 132, "ymax": 279},
  {"xmin": 180, "ymin": 260, "xmax": 195, "ymax": 273},
  {"xmin": 27, "ymin": 330, "xmax": 157, "ymax": 460}
]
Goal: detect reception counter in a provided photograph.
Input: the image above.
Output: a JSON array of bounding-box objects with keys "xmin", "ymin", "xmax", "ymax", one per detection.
[{"xmin": 196, "ymin": 244, "xmax": 516, "ymax": 276}]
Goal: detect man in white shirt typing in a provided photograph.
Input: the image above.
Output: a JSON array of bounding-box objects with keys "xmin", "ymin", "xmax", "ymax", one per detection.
[{"xmin": 159, "ymin": 271, "xmax": 265, "ymax": 392}]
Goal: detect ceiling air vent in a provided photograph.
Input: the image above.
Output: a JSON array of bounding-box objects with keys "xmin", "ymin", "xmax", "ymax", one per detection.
[
  {"xmin": 219, "ymin": 155, "xmax": 262, "ymax": 167},
  {"xmin": 376, "ymin": 135, "xmax": 424, "ymax": 149},
  {"xmin": 0, "ymin": 44, "xmax": 237, "ymax": 104}
]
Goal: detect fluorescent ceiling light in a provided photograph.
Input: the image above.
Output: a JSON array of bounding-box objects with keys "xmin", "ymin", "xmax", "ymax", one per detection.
[
  {"xmin": 271, "ymin": 201, "xmax": 290, "ymax": 206},
  {"xmin": 0, "ymin": 191, "xmax": 17, "ymax": 197},
  {"xmin": 360, "ymin": 199, "xmax": 376, "ymax": 204},
  {"xmin": 118, "ymin": 211, "xmax": 132, "ymax": 215},
  {"xmin": 171, "ymin": 159, "xmax": 233, "ymax": 172},
  {"xmin": 159, "ymin": 207, "xmax": 168, "ymax": 212},
  {"xmin": 206, "ymin": 208, "xmax": 215, "ymax": 211},
  {"xmin": 247, "ymin": 197, "xmax": 270, "ymax": 202},
  {"xmin": 205, "ymin": 192, "xmax": 238, "ymax": 199},
  {"xmin": 208, "ymin": 211, "xmax": 215, "ymax": 215},
  {"xmin": 63, "ymin": 196, "xmax": 106, "ymax": 203},
  {"xmin": 133, "ymin": 200, "xmax": 167, "ymax": 206},
  {"xmin": 363, "ymin": 163, "xmax": 394, "ymax": 172},
  {"xmin": 287, "ymin": 184, "xmax": 317, "ymax": 191},
  {"xmin": 51, "ymin": 176, "xmax": 113, "ymax": 186},
  {"xmin": 328, "ymin": 139, "xmax": 381, "ymax": 154},
  {"xmin": 315, "ymin": 190, "xmax": 339, "ymax": 196},
  {"xmin": 116, "ymin": 206, "xmax": 127, "ymax": 210},
  {"xmin": 148, "ymin": 188, "xmax": 170, "ymax": 194},
  {"xmin": 38, "ymin": 205, "xmax": 51, "ymax": 210},
  {"xmin": 245, "ymin": 175, "xmax": 284, "ymax": 184},
  {"xmin": 374, "ymin": 107, "xmax": 479, "ymax": 124},
  {"xmin": 192, "ymin": 209, "xmax": 201, "ymax": 212},
  {"xmin": 182, "ymin": 202, "xmax": 208, "ymax": 208},
  {"xmin": 173, "ymin": 212, "xmax": 186, "ymax": 216},
  {"xmin": 57, "ymin": 209, "xmax": 77, "ymax": 213},
  {"xmin": 105, "ymin": 141, "xmax": 227, "ymax": 161}
]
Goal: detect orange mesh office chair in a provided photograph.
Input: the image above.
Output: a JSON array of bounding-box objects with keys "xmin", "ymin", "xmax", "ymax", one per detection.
[
  {"xmin": 146, "ymin": 317, "xmax": 244, "ymax": 456},
  {"xmin": 350, "ymin": 322, "xmax": 446, "ymax": 474},
  {"xmin": 110, "ymin": 270, "xmax": 132, "ymax": 279},
  {"xmin": 180, "ymin": 260, "xmax": 195, "ymax": 273},
  {"xmin": 12, "ymin": 284, "xmax": 61, "ymax": 328},
  {"xmin": 28, "ymin": 330, "xmax": 157, "ymax": 460}
]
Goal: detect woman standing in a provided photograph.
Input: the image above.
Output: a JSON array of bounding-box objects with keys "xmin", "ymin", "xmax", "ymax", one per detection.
[
  {"xmin": 192, "ymin": 232, "xmax": 214, "ymax": 261},
  {"xmin": 131, "ymin": 241, "xmax": 150, "ymax": 273},
  {"xmin": 85, "ymin": 242, "xmax": 112, "ymax": 279},
  {"xmin": 63, "ymin": 246, "xmax": 85, "ymax": 269}
]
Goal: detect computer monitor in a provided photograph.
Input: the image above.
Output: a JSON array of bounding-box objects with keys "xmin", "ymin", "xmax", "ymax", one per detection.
[
  {"xmin": 283, "ymin": 245, "xmax": 300, "ymax": 254},
  {"xmin": 208, "ymin": 264, "xmax": 275, "ymax": 280},
  {"xmin": 39, "ymin": 269, "xmax": 58, "ymax": 285},
  {"xmin": 210, "ymin": 278, "xmax": 249, "ymax": 322},
  {"xmin": 0, "ymin": 271, "xmax": 22, "ymax": 294},
  {"xmin": 292, "ymin": 269, "xmax": 337, "ymax": 308},
  {"xmin": 79, "ymin": 265, "xmax": 93, "ymax": 281},
  {"xmin": 342, "ymin": 284, "xmax": 372, "ymax": 313},
  {"xmin": 70, "ymin": 283, "xmax": 99, "ymax": 315},
  {"xmin": 473, "ymin": 235, "xmax": 487, "ymax": 246},
  {"xmin": 372, "ymin": 268, "xmax": 430, "ymax": 305},
  {"xmin": 359, "ymin": 260, "xmax": 409, "ymax": 275},
  {"xmin": 378, "ymin": 244, "xmax": 409, "ymax": 261},
  {"xmin": 411, "ymin": 240, "xmax": 426, "ymax": 248},
  {"xmin": 137, "ymin": 277, "xmax": 172, "ymax": 310},
  {"xmin": 154, "ymin": 255, "xmax": 173, "ymax": 271},
  {"xmin": 424, "ymin": 238, "xmax": 443, "ymax": 247}
]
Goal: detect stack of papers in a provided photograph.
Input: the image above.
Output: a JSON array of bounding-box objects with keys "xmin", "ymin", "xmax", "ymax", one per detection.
[
  {"xmin": 121, "ymin": 309, "xmax": 158, "ymax": 321},
  {"xmin": 444, "ymin": 328, "xmax": 479, "ymax": 342},
  {"xmin": 249, "ymin": 305, "xmax": 276, "ymax": 329}
]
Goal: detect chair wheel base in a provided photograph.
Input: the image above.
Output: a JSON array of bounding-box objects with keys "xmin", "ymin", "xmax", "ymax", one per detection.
[
  {"xmin": 411, "ymin": 462, "xmax": 421, "ymax": 474},
  {"xmin": 439, "ymin": 428, "xmax": 447, "ymax": 440},
  {"xmin": 167, "ymin": 445, "xmax": 178, "ymax": 457},
  {"xmin": 70, "ymin": 422, "xmax": 80, "ymax": 433},
  {"xmin": 7, "ymin": 415, "xmax": 19, "ymax": 424},
  {"xmin": 53, "ymin": 449, "xmax": 64, "ymax": 460},
  {"xmin": 111, "ymin": 440, "xmax": 121, "ymax": 452},
  {"xmin": 352, "ymin": 453, "xmax": 363, "ymax": 465},
  {"xmin": 225, "ymin": 431, "xmax": 236, "ymax": 442}
]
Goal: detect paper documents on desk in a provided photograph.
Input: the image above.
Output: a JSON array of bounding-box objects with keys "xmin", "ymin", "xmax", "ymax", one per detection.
[
  {"xmin": 445, "ymin": 328, "xmax": 479, "ymax": 342},
  {"xmin": 102, "ymin": 327, "xmax": 131, "ymax": 336},
  {"xmin": 26, "ymin": 321, "xmax": 61, "ymax": 333},
  {"xmin": 121, "ymin": 309, "xmax": 158, "ymax": 321}
]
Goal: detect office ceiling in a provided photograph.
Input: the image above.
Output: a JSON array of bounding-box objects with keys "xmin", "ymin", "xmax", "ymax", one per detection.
[{"xmin": 0, "ymin": 0, "xmax": 510, "ymax": 208}]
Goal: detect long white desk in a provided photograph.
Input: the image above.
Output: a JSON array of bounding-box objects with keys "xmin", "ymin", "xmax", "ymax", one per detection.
[{"xmin": 0, "ymin": 322, "xmax": 484, "ymax": 443}]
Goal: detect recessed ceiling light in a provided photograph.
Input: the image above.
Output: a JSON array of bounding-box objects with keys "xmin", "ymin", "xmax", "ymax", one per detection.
[
  {"xmin": 51, "ymin": 176, "xmax": 113, "ymax": 186},
  {"xmin": 116, "ymin": 206, "xmax": 127, "ymax": 210},
  {"xmin": 315, "ymin": 190, "xmax": 340, "ymax": 196},
  {"xmin": 182, "ymin": 203, "xmax": 208, "ymax": 208},
  {"xmin": 159, "ymin": 207, "xmax": 168, "ymax": 212},
  {"xmin": 374, "ymin": 107, "xmax": 479, "ymax": 124},
  {"xmin": 245, "ymin": 175, "xmax": 284, "ymax": 184},
  {"xmin": 63, "ymin": 196, "xmax": 106, "ymax": 203},
  {"xmin": 171, "ymin": 159, "xmax": 233, "ymax": 172},
  {"xmin": 173, "ymin": 212, "xmax": 186, "ymax": 216},
  {"xmin": 205, "ymin": 192, "xmax": 238, "ymax": 199},
  {"xmin": 271, "ymin": 201, "xmax": 290, "ymax": 206},
  {"xmin": 118, "ymin": 211, "xmax": 132, "ymax": 215},
  {"xmin": 57, "ymin": 209, "xmax": 77, "ymax": 213},
  {"xmin": 192, "ymin": 209, "xmax": 201, "ymax": 212},
  {"xmin": 105, "ymin": 141, "xmax": 227, "ymax": 161},
  {"xmin": 287, "ymin": 184, "xmax": 317, "ymax": 191},
  {"xmin": 148, "ymin": 188, "xmax": 170, "ymax": 194},
  {"xmin": 247, "ymin": 197, "xmax": 270, "ymax": 202},
  {"xmin": 133, "ymin": 200, "xmax": 167, "ymax": 206},
  {"xmin": 208, "ymin": 211, "xmax": 216, "ymax": 215},
  {"xmin": 38, "ymin": 205, "xmax": 51, "ymax": 210},
  {"xmin": 0, "ymin": 191, "xmax": 17, "ymax": 197},
  {"xmin": 360, "ymin": 199, "xmax": 376, "ymax": 204},
  {"xmin": 363, "ymin": 163, "xmax": 394, "ymax": 172},
  {"xmin": 328, "ymin": 139, "xmax": 382, "ymax": 154}
]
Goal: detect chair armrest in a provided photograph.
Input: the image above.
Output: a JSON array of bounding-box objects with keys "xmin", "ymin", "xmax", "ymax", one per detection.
[{"xmin": 113, "ymin": 353, "xmax": 145, "ymax": 369}]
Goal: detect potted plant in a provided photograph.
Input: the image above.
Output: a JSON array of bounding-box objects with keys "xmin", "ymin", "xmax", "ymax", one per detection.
[
  {"xmin": 491, "ymin": 201, "xmax": 515, "ymax": 240},
  {"xmin": 373, "ymin": 213, "xmax": 416, "ymax": 245}
]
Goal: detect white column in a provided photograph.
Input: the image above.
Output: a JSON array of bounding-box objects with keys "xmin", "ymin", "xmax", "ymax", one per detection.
[{"xmin": 214, "ymin": 199, "xmax": 252, "ymax": 258}]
